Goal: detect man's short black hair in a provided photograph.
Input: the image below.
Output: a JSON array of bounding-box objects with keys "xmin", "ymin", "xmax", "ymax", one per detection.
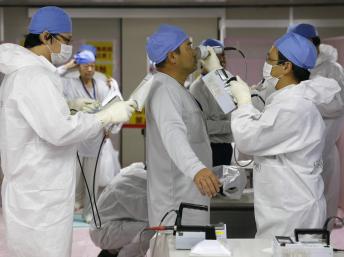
[
  {"xmin": 24, "ymin": 33, "xmax": 57, "ymax": 49},
  {"xmin": 311, "ymin": 36, "xmax": 321, "ymax": 48},
  {"xmin": 155, "ymin": 46, "xmax": 181, "ymax": 69},
  {"xmin": 278, "ymin": 51, "xmax": 310, "ymax": 82}
]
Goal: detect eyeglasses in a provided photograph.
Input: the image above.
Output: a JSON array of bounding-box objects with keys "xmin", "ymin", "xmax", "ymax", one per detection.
[
  {"xmin": 80, "ymin": 63, "xmax": 96, "ymax": 68},
  {"xmin": 55, "ymin": 34, "xmax": 72, "ymax": 45},
  {"xmin": 266, "ymin": 56, "xmax": 287, "ymax": 65}
]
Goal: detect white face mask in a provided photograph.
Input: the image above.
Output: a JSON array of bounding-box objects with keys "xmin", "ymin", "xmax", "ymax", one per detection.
[
  {"xmin": 262, "ymin": 62, "xmax": 280, "ymax": 90},
  {"xmin": 46, "ymin": 39, "xmax": 73, "ymax": 66}
]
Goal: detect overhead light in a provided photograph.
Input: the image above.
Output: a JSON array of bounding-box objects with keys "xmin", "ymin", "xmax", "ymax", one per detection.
[
  {"xmin": 194, "ymin": 0, "xmax": 226, "ymax": 2},
  {"xmin": 91, "ymin": 0, "xmax": 124, "ymax": 2}
]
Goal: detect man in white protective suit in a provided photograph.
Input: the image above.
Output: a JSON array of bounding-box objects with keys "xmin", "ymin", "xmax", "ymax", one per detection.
[
  {"xmin": 89, "ymin": 163, "xmax": 154, "ymax": 257},
  {"xmin": 289, "ymin": 23, "xmax": 344, "ymax": 218},
  {"xmin": 145, "ymin": 24, "xmax": 221, "ymax": 227},
  {"xmin": 0, "ymin": 6, "xmax": 135, "ymax": 257},
  {"xmin": 59, "ymin": 44, "xmax": 122, "ymax": 222},
  {"xmin": 227, "ymin": 32, "xmax": 328, "ymax": 238}
]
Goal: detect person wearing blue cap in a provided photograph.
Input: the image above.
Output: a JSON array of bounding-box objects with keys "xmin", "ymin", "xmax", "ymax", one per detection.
[
  {"xmin": 290, "ymin": 23, "xmax": 344, "ymax": 219},
  {"xmin": 223, "ymin": 32, "xmax": 329, "ymax": 238},
  {"xmin": 145, "ymin": 24, "xmax": 221, "ymax": 227},
  {"xmin": 0, "ymin": 6, "xmax": 135, "ymax": 257},
  {"xmin": 59, "ymin": 44, "xmax": 123, "ymax": 224},
  {"xmin": 189, "ymin": 39, "xmax": 233, "ymax": 167}
]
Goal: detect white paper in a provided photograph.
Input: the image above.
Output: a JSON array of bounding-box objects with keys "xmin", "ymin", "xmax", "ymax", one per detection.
[
  {"xmin": 101, "ymin": 79, "xmax": 123, "ymax": 107},
  {"xmin": 189, "ymin": 240, "xmax": 231, "ymax": 256},
  {"xmin": 202, "ymin": 70, "xmax": 236, "ymax": 114}
]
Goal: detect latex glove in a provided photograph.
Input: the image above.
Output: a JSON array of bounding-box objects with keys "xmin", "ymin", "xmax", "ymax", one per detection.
[
  {"xmin": 56, "ymin": 59, "xmax": 77, "ymax": 75},
  {"xmin": 228, "ymin": 76, "xmax": 252, "ymax": 106},
  {"xmin": 200, "ymin": 46, "xmax": 223, "ymax": 72},
  {"xmin": 95, "ymin": 100, "xmax": 135, "ymax": 126},
  {"xmin": 194, "ymin": 168, "xmax": 221, "ymax": 198},
  {"xmin": 64, "ymin": 59, "xmax": 77, "ymax": 70},
  {"xmin": 68, "ymin": 98, "xmax": 100, "ymax": 113}
]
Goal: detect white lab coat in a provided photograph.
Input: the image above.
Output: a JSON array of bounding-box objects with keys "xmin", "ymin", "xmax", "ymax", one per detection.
[
  {"xmin": 311, "ymin": 44, "xmax": 344, "ymax": 216},
  {"xmin": 89, "ymin": 163, "xmax": 153, "ymax": 257},
  {"xmin": 145, "ymin": 72, "xmax": 212, "ymax": 226},
  {"xmin": 231, "ymin": 81, "xmax": 327, "ymax": 239},
  {"xmin": 0, "ymin": 43, "xmax": 102, "ymax": 257}
]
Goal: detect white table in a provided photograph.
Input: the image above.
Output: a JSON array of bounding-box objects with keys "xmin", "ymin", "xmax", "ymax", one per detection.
[{"xmin": 151, "ymin": 235, "xmax": 344, "ymax": 257}]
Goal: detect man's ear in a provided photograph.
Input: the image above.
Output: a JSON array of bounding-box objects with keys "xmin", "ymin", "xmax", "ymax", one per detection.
[
  {"xmin": 39, "ymin": 31, "xmax": 50, "ymax": 45},
  {"xmin": 283, "ymin": 61, "xmax": 293, "ymax": 75},
  {"xmin": 167, "ymin": 51, "xmax": 177, "ymax": 65}
]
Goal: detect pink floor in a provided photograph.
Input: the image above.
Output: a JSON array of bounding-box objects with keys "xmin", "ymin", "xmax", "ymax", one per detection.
[{"xmin": 0, "ymin": 208, "xmax": 101, "ymax": 257}]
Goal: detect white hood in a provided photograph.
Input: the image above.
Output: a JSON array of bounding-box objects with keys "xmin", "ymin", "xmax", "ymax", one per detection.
[
  {"xmin": 315, "ymin": 44, "xmax": 338, "ymax": 67},
  {"xmin": 300, "ymin": 76, "xmax": 344, "ymax": 118},
  {"xmin": 0, "ymin": 43, "xmax": 56, "ymax": 75}
]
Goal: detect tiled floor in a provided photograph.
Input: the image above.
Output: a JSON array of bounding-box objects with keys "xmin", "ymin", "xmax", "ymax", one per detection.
[{"xmin": 0, "ymin": 208, "xmax": 101, "ymax": 257}]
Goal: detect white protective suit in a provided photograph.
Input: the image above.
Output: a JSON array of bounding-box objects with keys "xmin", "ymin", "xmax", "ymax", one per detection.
[
  {"xmin": 311, "ymin": 44, "xmax": 344, "ymax": 216},
  {"xmin": 89, "ymin": 163, "xmax": 153, "ymax": 257},
  {"xmin": 302, "ymin": 77, "xmax": 344, "ymax": 218},
  {"xmin": 145, "ymin": 72, "xmax": 212, "ymax": 226},
  {"xmin": 311, "ymin": 44, "xmax": 344, "ymax": 101},
  {"xmin": 0, "ymin": 43, "xmax": 103, "ymax": 257},
  {"xmin": 231, "ymin": 80, "xmax": 327, "ymax": 239},
  {"xmin": 61, "ymin": 74, "xmax": 113, "ymax": 220}
]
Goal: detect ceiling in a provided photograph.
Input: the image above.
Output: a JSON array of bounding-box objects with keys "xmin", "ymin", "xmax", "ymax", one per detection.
[{"xmin": 1, "ymin": 0, "xmax": 344, "ymax": 7}]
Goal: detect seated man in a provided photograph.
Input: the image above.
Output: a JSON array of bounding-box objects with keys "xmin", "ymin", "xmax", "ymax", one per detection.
[{"xmin": 89, "ymin": 163, "xmax": 153, "ymax": 257}]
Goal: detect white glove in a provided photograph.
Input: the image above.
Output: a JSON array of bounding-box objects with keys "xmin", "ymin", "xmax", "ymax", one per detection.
[
  {"xmin": 68, "ymin": 98, "xmax": 100, "ymax": 113},
  {"xmin": 95, "ymin": 100, "xmax": 136, "ymax": 126},
  {"xmin": 201, "ymin": 46, "xmax": 223, "ymax": 72},
  {"xmin": 228, "ymin": 76, "xmax": 252, "ymax": 106}
]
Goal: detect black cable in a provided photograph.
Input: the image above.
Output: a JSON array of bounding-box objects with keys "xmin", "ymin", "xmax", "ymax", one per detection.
[
  {"xmin": 150, "ymin": 209, "xmax": 177, "ymax": 257},
  {"xmin": 251, "ymin": 93, "xmax": 266, "ymax": 105},
  {"xmin": 233, "ymin": 144, "xmax": 253, "ymax": 168},
  {"xmin": 224, "ymin": 47, "xmax": 245, "ymax": 59},
  {"xmin": 224, "ymin": 46, "xmax": 248, "ymax": 81},
  {"xmin": 76, "ymin": 134, "xmax": 106, "ymax": 229},
  {"xmin": 77, "ymin": 152, "xmax": 101, "ymax": 228},
  {"xmin": 92, "ymin": 134, "xmax": 107, "ymax": 228}
]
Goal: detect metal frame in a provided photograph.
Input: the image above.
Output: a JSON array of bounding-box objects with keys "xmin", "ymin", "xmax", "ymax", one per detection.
[
  {"xmin": 224, "ymin": 18, "xmax": 344, "ymax": 28},
  {"xmin": 28, "ymin": 7, "xmax": 226, "ymax": 19},
  {"xmin": 0, "ymin": 7, "xmax": 4, "ymax": 41},
  {"xmin": 29, "ymin": 7, "xmax": 226, "ymax": 40},
  {"xmin": 223, "ymin": 7, "xmax": 344, "ymax": 34}
]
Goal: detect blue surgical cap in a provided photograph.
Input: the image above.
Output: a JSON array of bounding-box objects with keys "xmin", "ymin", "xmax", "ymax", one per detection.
[
  {"xmin": 78, "ymin": 44, "xmax": 97, "ymax": 57},
  {"xmin": 146, "ymin": 24, "xmax": 189, "ymax": 64},
  {"xmin": 75, "ymin": 50, "xmax": 96, "ymax": 64},
  {"xmin": 201, "ymin": 38, "xmax": 224, "ymax": 48},
  {"xmin": 29, "ymin": 6, "xmax": 72, "ymax": 34},
  {"xmin": 287, "ymin": 23, "xmax": 318, "ymax": 39},
  {"xmin": 274, "ymin": 32, "xmax": 317, "ymax": 70}
]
